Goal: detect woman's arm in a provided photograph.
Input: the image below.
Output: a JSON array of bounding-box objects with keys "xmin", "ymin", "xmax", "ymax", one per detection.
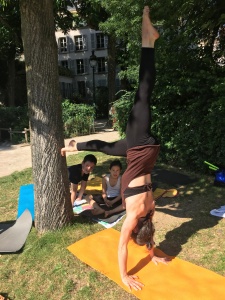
[
  {"xmin": 101, "ymin": 176, "xmax": 108, "ymax": 205},
  {"xmin": 110, "ymin": 192, "xmax": 122, "ymax": 206},
  {"xmin": 118, "ymin": 214, "xmax": 144, "ymax": 291}
]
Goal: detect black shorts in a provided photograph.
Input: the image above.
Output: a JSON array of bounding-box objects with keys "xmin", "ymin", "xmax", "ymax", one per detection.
[{"xmin": 123, "ymin": 183, "xmax": 152, "ymax": 199}]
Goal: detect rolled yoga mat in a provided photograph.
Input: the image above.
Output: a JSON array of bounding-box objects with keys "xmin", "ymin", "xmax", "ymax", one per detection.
[{"xmin": 0, "ymin": 209, "xmax": 32, "ymax": 253}]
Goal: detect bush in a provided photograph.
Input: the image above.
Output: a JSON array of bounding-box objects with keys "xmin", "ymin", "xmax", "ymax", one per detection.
[
  {"xmin": 113, "ymin": 91, "xmax": 134, "ymax": 138},
  {"xmin": 0, "ymin": 106, "xmax": 29, "ymax": 142},
  {"xmin": 62, "ymin": 99, "xmax": 95, "ymax": 138}
]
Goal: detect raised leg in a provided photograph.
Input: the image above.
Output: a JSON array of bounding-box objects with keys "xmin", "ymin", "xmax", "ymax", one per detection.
[{"xmin": 125, "ymin": 6, "xmax": 159, "ymax": 149}]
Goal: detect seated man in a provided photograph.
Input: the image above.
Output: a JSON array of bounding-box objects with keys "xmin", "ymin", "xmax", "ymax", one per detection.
[{"xmin": 68, "ymin": 154, "xmax": 97, "ymax": 207}]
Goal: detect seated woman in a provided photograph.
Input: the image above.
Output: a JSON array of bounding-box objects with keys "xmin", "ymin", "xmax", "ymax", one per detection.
[{"xmin": 85, "ymin": 159, "xmax": 124, "ymax": 217}]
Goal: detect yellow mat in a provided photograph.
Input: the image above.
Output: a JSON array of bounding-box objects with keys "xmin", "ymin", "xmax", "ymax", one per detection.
[
  {"xmin": 67, "ymin": 228, "xmax": 225, "ymax": 300},
  {"xmin": 81, "ymin": 176, "xmax": 103, "ymax": 194},
  {"xmin": 153, "ymin": 188, "xmax": 178, "ymax": 200},
  {"xmin": 81, "ymin": 176, "xmax": 178, "ymax": 199}
]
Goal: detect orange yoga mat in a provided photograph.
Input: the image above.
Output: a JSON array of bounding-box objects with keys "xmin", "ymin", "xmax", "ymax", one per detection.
[{"xmin": 67, "ymin": 228, "xmax": 225, "ymax": 300}]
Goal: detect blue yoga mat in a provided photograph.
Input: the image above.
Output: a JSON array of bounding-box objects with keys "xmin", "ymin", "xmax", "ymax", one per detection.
[{"xmin": 17, "ymin": 184, "xmax": 34, "ymax": 220}]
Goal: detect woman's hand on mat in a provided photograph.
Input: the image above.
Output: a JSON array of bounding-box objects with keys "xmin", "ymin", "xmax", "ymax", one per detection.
[
  {"xmin": 122, "ymin": 274, "xmax": 144, "ymax": 291},
  {"xmin": 151, "ymin": 255, "xmax": 171, "ymax": 265}
]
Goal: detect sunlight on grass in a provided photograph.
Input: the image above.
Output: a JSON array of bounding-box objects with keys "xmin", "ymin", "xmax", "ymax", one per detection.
[{"xmin": 1, "ymin": 153, "xmax": 225, "ymax": 299}]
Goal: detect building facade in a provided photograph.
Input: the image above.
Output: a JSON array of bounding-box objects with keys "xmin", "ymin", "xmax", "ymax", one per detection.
[{"xmin": 56, "ymin": 27, "xmax": 119, "ymax": 104}]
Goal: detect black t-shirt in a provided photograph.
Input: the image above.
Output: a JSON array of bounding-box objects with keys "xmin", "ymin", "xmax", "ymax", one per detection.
[{"xmin": 68, "ymin": 164, "xmax": 89, "ymax": 184}]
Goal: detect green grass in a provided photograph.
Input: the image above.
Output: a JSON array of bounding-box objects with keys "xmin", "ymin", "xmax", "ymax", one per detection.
[{"xmin": 0, "ymin": 152, "xmax": 225, "ymax": 299}]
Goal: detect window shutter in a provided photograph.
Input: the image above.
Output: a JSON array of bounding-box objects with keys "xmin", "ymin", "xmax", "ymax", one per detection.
[
  {"xmin": 83, "ymin": 35, "xmax": 88, "ymax": 50},
  {"xmin": 67, "ymin": 36, "xmax": 74, "ymax": 52},
  {"xmin": 84, "ymin": 59, "xmax": 89, "ymax": 73},
  {"xmin": 74, "ymin": 60, "xmax": 78, "ymax": 75},
  {"xmin": 68, "ymin": 59, "xmax": 75, "ymax": 75},
  {"xmin": 104, "ymin": 35, "xmax": 108, "ymax": 48},
  {"xmin": 91, "ymin": 33, "xmax": 96, "ymax": 49},
  {"xmin": 57, "ymin": 38, "xmax": 61, "ymax": 53},
  {"xmin": 105, "ymin": 57, "xmax": 108, "ymax": 72}
]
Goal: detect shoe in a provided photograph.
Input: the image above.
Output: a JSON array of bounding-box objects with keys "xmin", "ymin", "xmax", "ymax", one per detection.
[{"xmin": 210, "ymin": 209, "xmax": 225, "ymax": 218}]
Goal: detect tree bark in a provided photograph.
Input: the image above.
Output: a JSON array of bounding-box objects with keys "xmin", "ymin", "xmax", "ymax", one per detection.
[
  {"xmin": 19, "ymin": 0, "xmax": 73, "ymax": 232},
  {"xmin": 107, "ymin": 35, "xmax": 116, "ymax": 116},
  {"xmin": 7, "ymin": 55, "xmax": 15, "ymax": 107}
]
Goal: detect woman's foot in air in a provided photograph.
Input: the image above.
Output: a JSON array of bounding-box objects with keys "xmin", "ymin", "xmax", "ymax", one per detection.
[
  {"xmin": 68, "ymin": 139, "xmax": 77, "ymax": 151},
  {"xmin": 142, "ymin": 6, "xmax": 159, "ymax": 47}
]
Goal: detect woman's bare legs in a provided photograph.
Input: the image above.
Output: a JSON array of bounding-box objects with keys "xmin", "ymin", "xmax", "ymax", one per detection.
[
  {"xmin": 85, "ymin": 195, "xmax": 106, "ymax": 215},
  {"xmin": 105, "ymin": 204, "xmax": 125, "ymax": 218}
]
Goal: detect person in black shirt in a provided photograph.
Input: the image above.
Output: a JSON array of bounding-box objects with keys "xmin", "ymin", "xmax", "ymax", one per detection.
[{"xmin": 68, "ymin": 154, "xmax": 97, "ymax": 206}]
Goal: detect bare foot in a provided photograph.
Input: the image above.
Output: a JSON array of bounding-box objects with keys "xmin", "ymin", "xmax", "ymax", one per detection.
[
  {"xmin": 61, "ymin": 139, "xmax": 77, "ymax": 156},
  {"xmin": 104, "ymin": 211, "xmax": 110, "ymax": 218},
  {"xmin": 142, "ymin": 6, "xmax": 159, "ymax": 47},
  {"xmin": 69, "ymin": 139, "xmax": 77, "ymax": 150},
  {"xmin": 85, "ymin": 194, "xmax": 94, "ymax": 205}
]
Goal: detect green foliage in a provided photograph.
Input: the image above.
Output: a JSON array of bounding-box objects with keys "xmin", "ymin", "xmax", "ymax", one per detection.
[
  {"xmin": 151, "ymin": 0, "xmax": 225, "ymax": 171},
  {"xmin": 113, "ymin": 91, "xmax": 134, "ymax": 137},
  {"xmin": 0, "ymin": 106, "xmax": 28, "ymax": 129},
  {"xmin": 62, "ymin": 99, "xmax": 95, "ymax": 137},
  {"xmin": 1, "ymin": 0, "xmax": 224, "ymax": 172},
  {"xmin": 0, "ymin": 101, "xmax": 96, "ymax": 142},
  {"xmin": 100, "ymin": 0, "xmax": 225, "ymax": 172},
  {"xmin": 0, "ymin": 106, "xmax": 29, "ymax": 142}
]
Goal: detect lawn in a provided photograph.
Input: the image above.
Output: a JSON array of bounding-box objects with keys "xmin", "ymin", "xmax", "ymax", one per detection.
[{"xmin": 0, "ymin": 152, "xmax": 225, "ymax": 300}]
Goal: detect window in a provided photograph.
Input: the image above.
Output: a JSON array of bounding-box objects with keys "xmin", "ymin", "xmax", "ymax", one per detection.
[
  {"xmin": 60, "ymin": 82, "xmax": 73, "ymax": 99},
  {"xmin": 76, "ymin": 59, "xmax": 84, "ymax": 74},
  {"xmin": 77, "ymin": 81, "xmax": 86, "ymax": 97},
  {"xmin": 74, "ymin": 35, "xmax": 87, "ymax": 51},
  {"xmin": 97, "ymin": 57, "xmax": 107, "ymax": 73},
  {"xmin": 59, "ymin": 37, "xmax": 67, "ymax": 52},
  {"xmin": 61, "ymin": 60, "xmax": 68, "ymax": 68},
  {"xmin": 91, "ymin": 33, "xmax": 108, "ymax": 49},
  {"xmin": 96, "ymin": 33, "xmax": 107, "ymax": 49},
  {"xmin": 76, "ymin": 59, "xmax": 88, "ymax": 75}
]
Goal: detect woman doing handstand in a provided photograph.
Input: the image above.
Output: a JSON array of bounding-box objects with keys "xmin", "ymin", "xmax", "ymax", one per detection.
[{"xmin": 61, "ymin": 6, "xmax": 170, "ymax": 291}]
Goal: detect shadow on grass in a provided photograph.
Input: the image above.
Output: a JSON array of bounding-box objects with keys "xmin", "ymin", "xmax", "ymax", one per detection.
[
  {"xmin": 153, "ymin": 168, "xmax": 223, "ymax": 256},
  {"xmin": 134, "ymin": 164, "xmax": 224, "ymax": 257},
  {"xmin": 66, "ymin": 154, "xmax": 223, "ymax": 260}
]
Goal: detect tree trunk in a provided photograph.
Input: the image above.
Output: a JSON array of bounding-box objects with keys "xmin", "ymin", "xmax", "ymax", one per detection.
[
  {"xmin": 107, "ymin": 35, "xmax": 116, "ymax": 117},
  {"xmin": 19, "ymin": 0, "xmax": 73, "ymax": 232},
  {"xmin": 7, "ymin": 55, "xmax": 15, "ymax": 107}
]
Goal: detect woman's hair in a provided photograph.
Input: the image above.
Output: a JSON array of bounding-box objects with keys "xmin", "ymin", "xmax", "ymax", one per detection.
[
  {"xmin": 109, "ymin": 159, "xmax": 122, "ymax": 170},
  {"xmin": 131, "ymin": 219, "xmax": 155, "ymax": 250}
]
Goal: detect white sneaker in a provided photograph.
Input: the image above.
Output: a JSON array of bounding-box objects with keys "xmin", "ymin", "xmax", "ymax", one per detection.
[{"xmin": 210, "ymin": 209, "xmax": 225, "ymax": 218}]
